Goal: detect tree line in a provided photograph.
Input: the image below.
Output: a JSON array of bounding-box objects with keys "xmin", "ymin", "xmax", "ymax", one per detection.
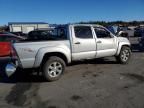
[
  {"xmin": 78, "ymin": 21, "xmax": 144, "ymax": 26},
  {"xmin": 0, "ymin": 21, "xmax": 144, "ymax": 32}
]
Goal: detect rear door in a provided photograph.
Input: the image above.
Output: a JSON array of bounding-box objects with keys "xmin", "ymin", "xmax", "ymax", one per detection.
[
  {"xmin": 71, "ymin": 25, "xmax": 97, "ymax": 60},
  {"xmin": 94, "ymin": 27, "xmax": 117, "ymax": 58}
]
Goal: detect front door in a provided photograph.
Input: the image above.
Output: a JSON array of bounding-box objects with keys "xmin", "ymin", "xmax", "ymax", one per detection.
[
  {"xmin": 94, "ymin": 27, "xmax": 117, "ymax": 58},
  {"xmin": 72, "ymin": 26, "xmax": 97, "ymax": 60}
]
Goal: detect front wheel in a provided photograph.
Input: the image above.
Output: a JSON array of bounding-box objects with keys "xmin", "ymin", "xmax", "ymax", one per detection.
[
  {"xmin": 43, "ymin": 56, "xmax": 66, "ymax": 81},
  {"xmin": 116, "ymin": 46, "xmax": 131, "ymax": 64}
]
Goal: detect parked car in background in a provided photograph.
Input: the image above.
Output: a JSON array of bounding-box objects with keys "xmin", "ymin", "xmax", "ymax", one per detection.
[
  {"xmin": 0, "ymin": 32, "xmax": 24, "ymax": 57},
  {"xmin": 118, "ymin": 26, "xmax": 135, "ymax": 37},
  {"xmin": 138, "ymin": 34, "xmax": 144, "ymax": 51},
  {"xmin": 10, "ymin": 32, "xmax": 27, "ymax": 37},
  {"xmin": 0, "ymin": 32, "xmax": 16, "ymax": 35},
  {"xmin": 134, "ymin": 27, "xmax": 144, "ymax": 37},
  {"xmin": 106, "ymin": 26, "xmax": 129, "ymax": 39}
]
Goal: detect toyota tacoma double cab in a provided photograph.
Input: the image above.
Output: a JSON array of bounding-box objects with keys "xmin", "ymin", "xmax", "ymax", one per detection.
[{"xmin": 6, "ymin": 24, "xmax": 131, "ymax": 81}]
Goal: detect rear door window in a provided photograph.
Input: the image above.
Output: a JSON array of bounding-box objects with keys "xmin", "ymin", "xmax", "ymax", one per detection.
[
  {"xmin": 74, "ymin": 26, "xmax": 93, "ymax": 38},
  {"xmin": 28, "ymin": 28, "xmax": 67, "ymax": 41}
]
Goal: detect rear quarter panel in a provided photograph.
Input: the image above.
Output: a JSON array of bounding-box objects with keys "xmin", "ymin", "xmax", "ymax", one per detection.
[
  {"xmin": 14, "ymin": 40, "xmax": 71, "ymax": 68},
  {"xmin": 34, "ymin": 44, "xmax": 71, "ymax": 68}
]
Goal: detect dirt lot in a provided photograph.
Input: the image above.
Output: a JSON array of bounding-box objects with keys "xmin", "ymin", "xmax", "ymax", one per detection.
[{"xmin": 0, "ymin": 37, "xmax": 144, "ymax": 108}]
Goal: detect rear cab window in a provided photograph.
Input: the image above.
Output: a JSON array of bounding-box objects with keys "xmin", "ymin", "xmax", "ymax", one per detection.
[{"xmin": 27, "ymin": 27, "xmax": 68, "ymax": 41}]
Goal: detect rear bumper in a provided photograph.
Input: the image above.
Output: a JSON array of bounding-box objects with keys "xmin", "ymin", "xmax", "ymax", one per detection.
[
  {"xmin": 5, "ymin": 63, "xmax": 17, "ymax": 77},
  {"xmin": 5, "ymin": 58, "xmax": 19, "ymax": 77}
]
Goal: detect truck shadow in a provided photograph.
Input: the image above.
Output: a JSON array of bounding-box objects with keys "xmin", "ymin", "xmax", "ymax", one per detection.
[
  {"xmin": 70, "ymin": 58, "xmax": 118, "ymax": 66},
  {"xmin": 0, "ymin": 71, "xmax": 46, "ymax": 84},
  {"xmin": 0, "ymin": 67, "xmax": 46, "ymax": 84},
  {"xmin": 0, "ymin": 58, "xmax": 47, "ymax": 83},
  {"xmin": 0, "ymin": 58, "xmax": 117, "ymax": 84}
]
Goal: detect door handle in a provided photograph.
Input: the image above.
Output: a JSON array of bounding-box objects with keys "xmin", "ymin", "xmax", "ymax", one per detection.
[
  {"xmin": 97, "ymin": 41, "xmax": 102, "ymax": 43},
  {"xmin": 74, "ymin": 42, "xmax": 81, "ymax": 44}
]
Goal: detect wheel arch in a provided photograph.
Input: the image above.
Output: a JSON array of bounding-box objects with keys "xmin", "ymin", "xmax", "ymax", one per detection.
[
  {"xmin": 116, "ymin": 43, "xmax": 131, "ymax": 56},
  {"xmin": 40, "ymin": 52, "xmax": 69, "ymax": 68}
]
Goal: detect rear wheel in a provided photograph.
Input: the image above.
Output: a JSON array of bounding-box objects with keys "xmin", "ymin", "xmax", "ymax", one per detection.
[
  {"xmin": 116, "ymin": 46, "xmax": 131, "ymax": 64},
  {"xmin": 43, "ymin": 56, "xmax": 66, "ymax": 81}
]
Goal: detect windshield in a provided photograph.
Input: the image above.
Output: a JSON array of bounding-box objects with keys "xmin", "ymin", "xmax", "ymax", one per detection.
[{"xmin": 106, "ymin": 26, "xmax": 118, "ymax": 35}]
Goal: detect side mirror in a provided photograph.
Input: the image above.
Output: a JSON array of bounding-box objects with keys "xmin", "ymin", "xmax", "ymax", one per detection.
[{"xmin": 116, "ymin": 31, "xmax": 122, "ymax": 37}]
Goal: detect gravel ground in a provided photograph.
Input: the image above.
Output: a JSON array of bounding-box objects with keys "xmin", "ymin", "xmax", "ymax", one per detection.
[{"xmin": 0, "ymin": 37, "xmax": 144, "ymax": 108}]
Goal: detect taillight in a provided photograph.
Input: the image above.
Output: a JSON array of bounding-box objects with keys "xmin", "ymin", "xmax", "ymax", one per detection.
[{"xmin": 10, "ymin": 44, "xmax": 17, "ymax": 59}]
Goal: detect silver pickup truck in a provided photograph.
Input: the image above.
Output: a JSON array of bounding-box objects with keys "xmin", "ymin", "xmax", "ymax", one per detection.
[{"xmin": 6, "ymin": 24, "xmax": 131, "ymax": 81}]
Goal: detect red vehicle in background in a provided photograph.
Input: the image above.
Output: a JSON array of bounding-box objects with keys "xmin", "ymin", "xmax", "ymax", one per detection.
[{"xmin": 0, "ymin": 32, "xmax": 24, "ymax": 57}]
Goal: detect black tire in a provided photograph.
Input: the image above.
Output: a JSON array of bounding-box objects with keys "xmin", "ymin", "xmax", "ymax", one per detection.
[
  {"xmin": 43, "ymin": 56, "xmax": 66, "ymax": 81},
  {"xmin": 116, "ymin": 46, "xmax": 131, "ymax": 64}
]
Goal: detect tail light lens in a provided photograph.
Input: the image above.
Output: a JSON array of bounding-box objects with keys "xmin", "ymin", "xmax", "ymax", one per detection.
[{"xmin": 10, "ymin": 44, "xmax": 18, "ymax": 59}]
